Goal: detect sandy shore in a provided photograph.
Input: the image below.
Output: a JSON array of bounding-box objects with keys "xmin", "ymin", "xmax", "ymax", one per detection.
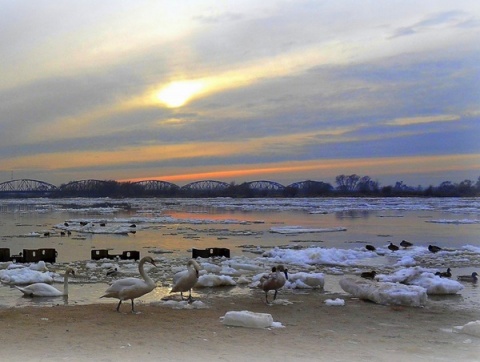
[{"xmin": 1, "ymin": 290, "xmax": 479, "ymax": 362}]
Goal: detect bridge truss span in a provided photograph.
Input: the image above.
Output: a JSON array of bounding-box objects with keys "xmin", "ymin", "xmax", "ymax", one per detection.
[{"xmin": 0, "ymin": 179, "xmax": 58, "ymax": 194}]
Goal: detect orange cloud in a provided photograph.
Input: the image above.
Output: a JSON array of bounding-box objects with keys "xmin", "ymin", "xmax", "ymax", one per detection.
[{"xmin": 119, "ymin": 154, "xmax": 480, "ymax": 184}]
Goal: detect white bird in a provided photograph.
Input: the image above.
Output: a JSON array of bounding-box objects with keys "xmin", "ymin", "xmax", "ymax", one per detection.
[
  {"xmin": 101, "ymin": 256, "xmax": 156, "ymax": 313},
  {"xmin": 170, "ymin": 259, "xmax": 200, "ymax": 301},
  {"xmin": 15, "ymin": 268, "xmax": 75, "ymax": 297},
  {"xmin": 259, "ymin": 265, "xmax": 288, "ymax": 304}
]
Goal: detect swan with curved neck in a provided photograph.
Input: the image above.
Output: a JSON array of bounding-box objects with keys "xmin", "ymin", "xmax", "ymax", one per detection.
[
  {"xmin": 15, "ymin": 268, "xmax": 75, "ymax": 297},
  {"xmin": 170, "ymin": 259, "xmax": 200, "ymax": 301},
  {"xmin": 101, "ymin": 256, "xmax": 156, "ymax": 313}
]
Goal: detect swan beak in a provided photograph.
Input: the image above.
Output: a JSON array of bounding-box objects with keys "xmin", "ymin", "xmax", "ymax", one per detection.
[
  {"xmin": 284, "ymin": 269, "xmax": 289, "ymax": 280},
  {"xmin": 150, "ymin": 261, "xmax": 157, "ymax": 267}
]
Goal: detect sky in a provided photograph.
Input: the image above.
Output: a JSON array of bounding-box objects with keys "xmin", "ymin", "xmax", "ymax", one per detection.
[{"xmin": 1, "ymin": 0, "xmax": 479, "ymax": 188}]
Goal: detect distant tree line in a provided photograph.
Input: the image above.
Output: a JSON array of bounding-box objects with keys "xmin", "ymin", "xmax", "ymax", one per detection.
[{"xmin": 45, "ymin": 175, "xmax": 480, "ymax": 198}]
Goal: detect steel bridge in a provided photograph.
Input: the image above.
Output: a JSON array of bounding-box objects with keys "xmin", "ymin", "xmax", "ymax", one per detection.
[
  {"xmin": 0, "ymin": 178, "xmax": 333, "ymax": 196},
  {"xmin": 0, "ymin": 179, "xmax": 58, "ymax": 196}
]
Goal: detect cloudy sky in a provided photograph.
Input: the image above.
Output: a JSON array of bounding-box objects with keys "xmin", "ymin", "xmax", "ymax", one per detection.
[{"xmin": 1, "ymin": 0, "xmax": 479, "ymax": 188}]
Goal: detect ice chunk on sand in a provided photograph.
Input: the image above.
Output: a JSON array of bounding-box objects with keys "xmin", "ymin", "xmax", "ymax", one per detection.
[
  {"xmin": 221, "ymin": 311, "xmax": 276, "ymax": 329},
  {"xmin": 325, "ymin": 298, "xmax": 345, "ymax": 306},
  {"xmin": 339, "ymin": 277, "xmax": 427, "ymax": 307},
  {"xmin": 454, "ymin": 320, "xmax": 480, "ymax": 338}
]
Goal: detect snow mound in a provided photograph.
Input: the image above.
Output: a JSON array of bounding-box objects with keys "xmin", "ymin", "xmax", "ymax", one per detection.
[{"xmin": 339, "ymin": 277, "xmax": 427, "ymax": 307}]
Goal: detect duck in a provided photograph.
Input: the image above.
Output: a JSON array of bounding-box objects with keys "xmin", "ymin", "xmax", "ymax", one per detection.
[
  {"xmin": 388, "ymin": 242, "xmax": 399, "ymax": 252},
  {"xmin": 15, "ymin": 268, "xmax": 75, "ymax": 297},
  {"xmin": 428, "ymin": 245, "xmax": 442, "ymax": 253},
  {"xmin": 106, "ymin": 267, "xmax": 118, "ymax": 277},
  {"xmin": 258, "ymin": 265, "xmax": 288, "ymax": 304},
  {"xmin": 360, "ymin": 270, "xmax": 376, "ymax": 280},
  {"xmin": 400, "ymin": 240, "xmax": 413, "ymax": 249},
  {"xmin": 365, "ymin": 245, "xmax": 376, "ymax": 252},
  {"xmin": 101, "ymin": 256, "xmax": 156, "ymax": 313},
  {"xmin": 435, "ymin": 268, "xmax": 452, "ymax": 278},
  {"xmin": 170, "ymin": 259, "xmax": 201, "ymax": 301},
  {"xmin": 457, "ymin": 272, "xmax": 478, "ymax": 283}
]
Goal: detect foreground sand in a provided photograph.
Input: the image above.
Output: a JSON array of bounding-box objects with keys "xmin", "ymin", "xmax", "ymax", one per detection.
[{"xmin": 0, "ymin": 290, "xmax": 479, "ymax": 362}]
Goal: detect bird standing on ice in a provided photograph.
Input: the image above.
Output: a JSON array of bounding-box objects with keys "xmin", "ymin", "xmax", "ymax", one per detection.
[
  {"xmin": 101, "ymin": 256, "xmax": 156, "ymax": 313},
  {"xmin": 388, "ymin": 242, "xmax": 399, "ymax": 252},
  {"xmin": 259, "ymin": 265, "xmax": 288, "ymax": 304},
  {"xmin": 400, "ymin": 240, "xmax": 413, "ymax": 249},
  {"xmin": 15, "ymin": 267, "xmax": 75, "ymax": 297},
  {"xmin": 170, "ymin": 259, "xmax": 201, "ymax": 302}
]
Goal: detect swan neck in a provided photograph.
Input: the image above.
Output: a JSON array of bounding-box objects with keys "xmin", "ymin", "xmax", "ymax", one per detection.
[
  {"xmin": 63, "ymin": 271, "xmax": 69, "ymax": 295},
  {"xmin": 139, "ymin": 259, "xmax": 154, "ymax": 285}
]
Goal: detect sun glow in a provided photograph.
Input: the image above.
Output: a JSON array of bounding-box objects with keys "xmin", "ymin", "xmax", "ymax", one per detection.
[{"xmin": 156, "ymin": 80, "xmax": 205, "ymax": 108}]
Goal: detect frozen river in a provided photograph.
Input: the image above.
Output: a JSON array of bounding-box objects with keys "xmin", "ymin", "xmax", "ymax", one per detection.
[{"xmin": 0, "ymin": 197, "xmax": 479, "ymax": 309}]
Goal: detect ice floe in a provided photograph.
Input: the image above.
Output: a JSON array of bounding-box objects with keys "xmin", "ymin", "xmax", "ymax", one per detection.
[
  {"xmin": 376, "ymin": 267, "xmax": 464, "ymax": 295},
  {"xmin": 0, "ymin": 266, "xmax": 55, "ymax": 285},
  {"xmin": 339, "ymin": 277, "xmax": 428, "ymax": 307},
  {"xmin": 270, "ymin": 226, "xmax": 347, "ymax": 234},
  {"xmin": 262, "ymin": 246, "xmax": 377, "ymax": 267}
]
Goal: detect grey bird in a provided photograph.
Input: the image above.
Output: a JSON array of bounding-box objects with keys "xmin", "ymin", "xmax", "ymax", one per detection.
[{"xmin": 259, "ymin": 265, "xmax": 289, "ymax": 304}]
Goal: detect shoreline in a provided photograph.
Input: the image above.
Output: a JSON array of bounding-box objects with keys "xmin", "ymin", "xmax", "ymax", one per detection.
[{"xmin": 1, "ymin": 291, "xmax": 479, "ymax": 361}]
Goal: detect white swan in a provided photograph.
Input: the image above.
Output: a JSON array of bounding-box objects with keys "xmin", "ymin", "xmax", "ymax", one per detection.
[
  {"xmin": 101, "ymin": 256, "xmax": 156, "ymax": 312},
  {"xmin": 259, "ymin": 265, "xmax": 288, "ymax": 304},
  {"xmin": 170, "ymin": 259, "xmax": 200, "ymax": 301},
  {"xmin": 15, "ymin": 268, "xmax": 75, "ymax": 297}
]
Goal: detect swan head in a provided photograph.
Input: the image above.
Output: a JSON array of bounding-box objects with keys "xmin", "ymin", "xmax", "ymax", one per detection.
[
  {"xmin": 65, "ymin": 267, "xmax": 75, "ymax": 276},
  {"xmin": 142, "ymin": 256, "xmax": 156, "ymax": 267},
  {"xmin": 276, "ymin": 265, "xmax": 288, "ymax": 280},
  {"xmin": 186, "ymin": 259, "xmax": 201, "ymax": 277}
]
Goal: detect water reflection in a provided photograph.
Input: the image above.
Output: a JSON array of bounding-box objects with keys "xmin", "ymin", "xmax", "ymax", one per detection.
[{"xmin": 335, "ymin": 210, "xmax": 371, "ymax": 219}]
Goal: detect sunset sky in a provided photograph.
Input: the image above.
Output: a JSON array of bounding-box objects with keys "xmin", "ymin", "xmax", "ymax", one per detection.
[{"xmin": 1, "ymin": 0, "xmax": 479, "ymax": 188}]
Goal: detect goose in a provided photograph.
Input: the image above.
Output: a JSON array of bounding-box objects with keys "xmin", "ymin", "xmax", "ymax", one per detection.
[
  {"xmin": 457, "ymin": 272, "xmax": 478, "ymax": 283},
  {"xmin": 170, "ymin": 259, "xmax": 201, "ymax": 301},
  {"xmin": 388, "ymin": 242, "xmax": 399, "ymax": 252},
  {"xmin": 365, "ymin": 245, "xmax": 376, "ymax": 252},
  {"xmin": 101, "ymin": 256, "xmax": 156, "ymax": 313},
  {"xmin": 259, "ymin": 265, "xmax": 288, "ymax": 304},
  {"xmin": 435, "ymin": 268, "xmax": 451, "ymax": 278},
  {"xmin": 428, "ymin": 245, "xmax": 442, "ymax": 253},
  {"xmin": 400, "ymin": 240, "xmax": 413, "ymax": 249},
  {"xmin": 15, "ymin": 268, "xmax": 75, "ymax": 297},
  {"xmin": 361, "ymin": 270, "xmax": 377, "ymax": 280}
]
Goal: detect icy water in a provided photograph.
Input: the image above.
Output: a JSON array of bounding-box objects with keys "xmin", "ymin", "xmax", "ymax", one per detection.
[{"xmin": 0, "ymin": 197, "xmax": 479, "ymax": 309}]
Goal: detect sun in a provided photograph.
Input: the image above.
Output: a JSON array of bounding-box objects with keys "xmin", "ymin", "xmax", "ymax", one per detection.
[{"xmin": 156, "ymin": 80, "xmax": 205, "ymax": 108}]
